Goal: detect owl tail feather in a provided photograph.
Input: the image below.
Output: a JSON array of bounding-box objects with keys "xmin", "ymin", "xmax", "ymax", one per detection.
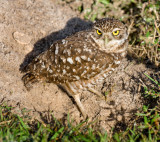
[{"xmin": 22, "ymin": 73, "xmax": 38, "ymax": 91}]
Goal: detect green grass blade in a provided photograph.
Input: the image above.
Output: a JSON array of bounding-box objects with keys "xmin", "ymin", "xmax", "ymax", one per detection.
[{"xmin": 50, "ymin": 127, "xmax": 64, "ymax": 140}]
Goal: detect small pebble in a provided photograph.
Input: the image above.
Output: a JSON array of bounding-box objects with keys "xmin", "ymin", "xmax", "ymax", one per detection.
[
  {"xmin": 13, "ymin": 31, "xmax": 31, "ymax": 45},
  {"xmin": 117, "ymin": 114, "xmax": 122, "ymax": 121}
]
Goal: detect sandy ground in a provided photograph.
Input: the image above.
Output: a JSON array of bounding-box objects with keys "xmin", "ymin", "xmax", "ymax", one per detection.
[{"xmin": 0, "ymin": 0, "xmax": 158, "ymax": 132}]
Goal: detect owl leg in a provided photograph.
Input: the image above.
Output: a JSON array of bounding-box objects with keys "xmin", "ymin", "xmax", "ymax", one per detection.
[
  {"xmin": 72, "ymin": 94, "xmax": 87, "ymax": 118},
  {"xmin": 62, "ymin": 83, "xmax": 87, "ymax": 118},
  {"xmin": 88, "ymin": 88, "xmax": 104, "ymax": 98}
]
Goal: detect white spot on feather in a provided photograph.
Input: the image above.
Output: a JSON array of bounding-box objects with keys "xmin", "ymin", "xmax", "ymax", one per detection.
[
  {"xmin": 77, "ymin": 48, "xmax": 81, "ymax": 53},
  {"xmin": 121, "ymin": 52, "xmax": 126, "ymax": 57},
  {"xmin": 33, "ymin": 64, "xmax": 36, "ymax": 70},
  {"xmin": 81, "ymin": 70, "xmax": 87, "ymax": 76},
  {"xmin": 84, "ymin": 48, "xmax": 92, "ymax": 52},
  {"xmin": 67, "ymin": 49, "xmax": 71, "ymax": 56},
  {"xmin": 91, "ymin": 72, "xmax": 96, "ymax": 75},
  {"xmin": 79, "ymin": 85, "xmax": 83, "ymax": 89},
  {"xmin": 62, "ymin": 39, "xmax": 66, "ymax": 44},
  {"xmin": 86, "ymin": 66, "xmax": 89, "ymax": 70},
  {"xmin": 91, "ymin": 64, "xmax": 96, "ymax": 70},
  {"xmin": 115, "ymin": 60, "xmax": 120, "ymax": 64},
  {"xmin": 98, "ymin": 77, "xmax": 104, "ymax": 83},
  {"xmin": 67, "ymin": 57, "xmax": 73, "ymax": 64},
  {"xmin": 60, "ymin": 56, "xmax": 66, "ymax": 63},
  {"xmin": 41, "ymin": 62, "xmax": 45, "ymax": 68},
  {"xmin": 73, "ymin": 75, "xmax": 80, "ymax": 80},
  {"xmin": 103, "ymin": 74, "xmax": 107, "ymax": 78},
  {"xmin": 55, "ymin": 59, "xmax": 58, "ymax": 64},
  {"xmin": 81, "ymin": 55, "xmax": 87, "ymax": 60},
  {"xmin": 88, "ymin": 58, "xmax": 91, "ymax": 61},
  {"xmin": 75, "ymin": 57, "xmax": 81, "ymax": 63},
  {"xmin": 63, "ymin": 49, "xmax": 67, "ymax": 54},
  {"xmin": 111, "ymin": 68, "xmax": 115, "ymax": 71},
  {"xmin": 66, "ymin": 66, "xmax": 70, "ymax": 69},
  {"xmin": 49, "ymin": 69, "xmax": 53, "ymax": 73},
  {"xmin": 109, "ymin": 71, "xmax": 112, "ymax": 74},
  {"xmin": 63, "ymin": 69, "xmax": 66, "ymax": 74},
  {"xmin": 55, "ymin": 44, "xmax": 59, "ymax": 55}
]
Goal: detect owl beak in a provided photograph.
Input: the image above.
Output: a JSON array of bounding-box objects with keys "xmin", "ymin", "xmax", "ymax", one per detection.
[{"xmin": 104, "ymin": 36, "xmax": 109, "ymax": 47}]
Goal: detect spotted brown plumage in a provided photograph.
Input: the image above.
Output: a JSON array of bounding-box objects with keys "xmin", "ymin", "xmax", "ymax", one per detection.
[{"xmin": 21, "ymin": 18, "xmax": 128, "ymax": 118}]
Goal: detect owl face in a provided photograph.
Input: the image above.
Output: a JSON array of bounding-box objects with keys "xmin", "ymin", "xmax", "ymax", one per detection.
[{"xmin": 90, "ymin": 18, "xmax": 128, "ymax": 53}]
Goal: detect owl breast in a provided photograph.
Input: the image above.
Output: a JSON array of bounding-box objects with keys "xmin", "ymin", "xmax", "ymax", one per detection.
[{"xmin": 73, "ymin": 52, "xmax": 125, "ymax": 92}]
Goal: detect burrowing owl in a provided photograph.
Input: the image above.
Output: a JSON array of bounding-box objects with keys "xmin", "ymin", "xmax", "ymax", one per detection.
[{"xmin": 21, "ymin": 18, "xmax": 128, "ymax": 118}]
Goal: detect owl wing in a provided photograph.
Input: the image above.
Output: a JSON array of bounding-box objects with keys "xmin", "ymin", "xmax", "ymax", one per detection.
[{"xmin": 25, "ymin": 32, "xmax": 113, "ymax": 84}]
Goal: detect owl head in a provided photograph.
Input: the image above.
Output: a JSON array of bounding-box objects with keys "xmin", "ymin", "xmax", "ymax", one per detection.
[{"xmin": 90, "ymin": 18, "xmax": 128, "ymax": 53}]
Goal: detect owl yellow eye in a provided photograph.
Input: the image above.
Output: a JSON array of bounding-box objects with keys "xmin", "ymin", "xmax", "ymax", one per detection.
[
  {"xmin": 112, "ymin": 30, "xmax": 119, "ymax": 36},
  {"xmin": 96, "ymin": 29, "xmax": 102, "ymax": 35}
]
